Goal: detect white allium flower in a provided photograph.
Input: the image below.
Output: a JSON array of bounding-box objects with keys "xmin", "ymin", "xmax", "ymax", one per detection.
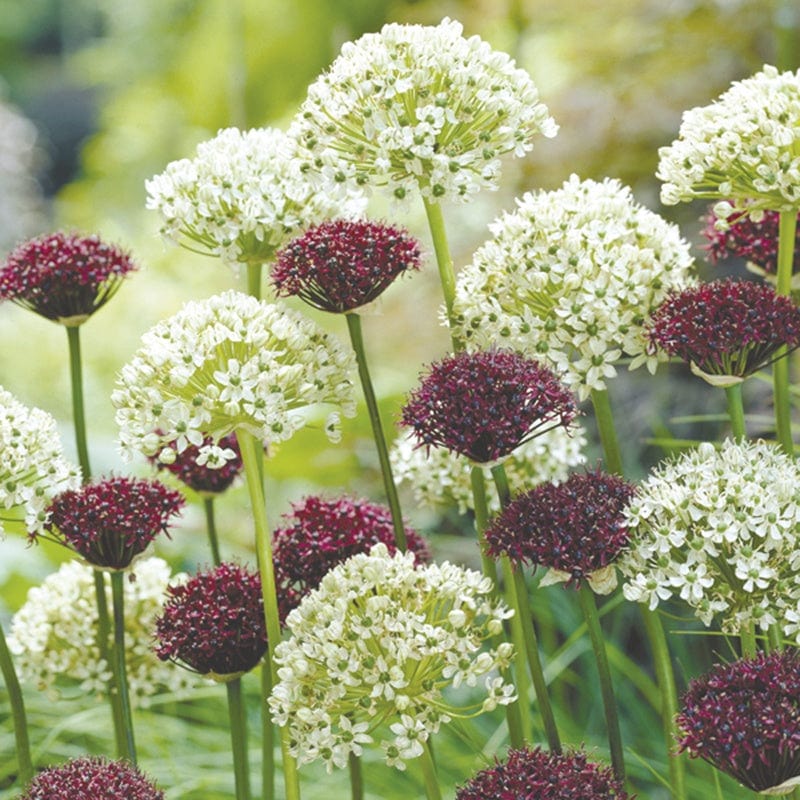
[
  {"xmin": 112, "ymin": 290, "xmax": 356, "ymax": 465},
  {"xmin": 145, "ymin": 126, "xmax": 365, "ymax": 266},
  {"xmin": 290, "ymin": 17, "xmax": 557, "ymax": 205},
  {"xmin": 618, "ymin": 439, "xmax": 800, "ymax": 637},
  {"xmin": 269, "ymin": 543, "xmax": 515, "ymax": 772},
  {"xmin": 451, "ymin": 175, "xmax": 696, "ymax": 399},
  {"xmin": 658, "ymin": 65, "xmax": 800, "ymax": 214},
  {"xmin": 8, "ymin": 557, "xmax": 202, "ymax": 705},
  {"xmin": 0, "ymin": 386, "xmax": 80, "ymax": 537}
]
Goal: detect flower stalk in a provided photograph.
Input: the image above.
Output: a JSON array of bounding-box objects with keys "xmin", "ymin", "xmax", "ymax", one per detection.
[
  {"xmin": 226, "ymin": 677, "xmax": 251, "ymax": 800},
  {"xmin": 724, "ymin": 383, "xmax": 747, "ymax": 442},
  {"xmin": 419, "ymin": 741, "xmax": 443, "ymax": 800},
  {"xmin": 110, "ymin": 570, "xmax": 137, "ymax": 764},
  {"xmin": 203, "ymin": 498, "xmax": 222, "ymax": 566},
  {"xmin": 422, "ymin": 199, "xmax": 460, "ymax": 352},
  {"xmin": 775, "ymin": 209, "xmax": 798, "ymax": 456},
  {"xmin": 0, "ymin": 622, "xmax": 33, "ymax": 785}
]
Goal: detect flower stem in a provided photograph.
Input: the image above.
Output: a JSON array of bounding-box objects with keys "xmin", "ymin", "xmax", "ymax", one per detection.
[
  {"xmin": 227, "ymin": 677, "xmax": 252, "ymax": 800},
  {"xmin": 0, "ymin": 622, "xmax": 33, "ymax": 786},
  {"xmin": 66, "ymin": 325, "xmax": 92, "ymax": 478},
  {"xmin": 247, "ymin": 263, "xmax": 263, "ymax": 301},
  {"xmin": 724, "ymin": 383, "xmax": 746, "ymax": 442},
  {"xmin": 590, "ymin": 388, "xmax": 624, "ymax": 475},
  {"xmin": 203, "ymin": 497, "xmax": 222, "ymax": 566},
  {"xmin": 345, "ymin": 312, "xmax": 407, "ymax": 551},
  {"xmin": 740, "ymin": 623, "xmax": 757, "ymax": 658},
  {"xmin": 110, "ymin": 570, "xmax": 137, "ymax": 764},
  {"xmin": 261, "ymin": 664, "xmax": 275, "ymax": 800},
  {"xmin": 348, "ymin": 752, "xmax": 363, "ymax": 800},
  {"xmin": 419, "ymin": 740, "xmax": 443, "ymax": 800}
]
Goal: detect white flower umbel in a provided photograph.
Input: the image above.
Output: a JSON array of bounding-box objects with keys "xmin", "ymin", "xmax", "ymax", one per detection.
[
  {"xmin": 451, "ymin": 175, "xmax": 695, "ymax": 399},
  {"xmin": 658, "ymin": 65, "xmax": 800, "ymax": 215},
  {"xmin": 112, "ymin": 290, "xmax": 356, "ymax": 466},
  {"xmin": 290, "ymin": 18, "xmax": 557, "ymax": 205},
  {"xmin": 269, "ymin": 543, "xmax": 515, "ymax": 773}
]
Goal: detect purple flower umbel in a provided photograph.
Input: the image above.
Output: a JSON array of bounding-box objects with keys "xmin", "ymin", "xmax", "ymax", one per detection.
[
  {"xmin": 272, "ymin": 218, "xmax": 422, "ymax": 313},
  {"xmin": 153, "ymin": 433, "xmax": 243, "ymax": 495},
  {"xmin": 401, "ymin": 349, "xmax": 577, "ymax": 464},
  {"xmin": 678, "ymin": 650, "xmax": 800, "ymax": 794}
]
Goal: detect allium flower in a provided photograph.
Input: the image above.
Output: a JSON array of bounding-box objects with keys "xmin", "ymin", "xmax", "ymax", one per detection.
[
  {"xmin": 0, "ymin": 232, "xmax": 137, "ymax": 326},
  {"xmin": 42, "ymin": 476, "xmax": 184, "ymax": 570},
  {"xmin": 152, "ymin": 432, "xmax": 243, "ymax": 495},
  {"xmin": 400, "ymin": 349, "xmax": 577, "ymax": 465},
  {"xmin": 451, "ymin": 175, "xmax": 695, "ymax": 399},
  {"xmin": 648, "ymin": 279, "xmax": 800, "ymax": 385},
  {"xmin": 269, "ymin": 543, "xmax": 516, "ymax": 772},
  {"xmin": 677, "ymin": 651, "xmax": 800, "ymax": 795},
  {"xmin": 272, "ymin": 219, "xmax": 422, "ymax": 313},
  {"xmin": 155, "ymin": 562, "xmax": 267, "ymax": 679},
  {"xmin": 486, "ymin": 470, "xmax": 635, "ymax": 594},
  {"xmin": 112, "ymin": 290, "xmax": 356, "ymax": 467},
  {"xmin": 658, "ymin": 65, "xmax": 800, "ymax": 213},
  {"xmin": 19, "ymin": 756, "xmax": 164, "ymax": 800},
  {"xmin": 0, "ymin": 385, "xmax": 80, "ymax": 538},
  {"xmin": 8, "ymin": 557, "xmax": 200, "ymax": 705},
  {"xmin": 455, "ymin": 746, "xmax": 631, "ymax": 800},
  {"xmin": 145, "ymin": 127, "xmax": 364, "ymax": 266},
  {"xmin": 290, "ymin": 18, "xmax": 557, "ymax": 204}
]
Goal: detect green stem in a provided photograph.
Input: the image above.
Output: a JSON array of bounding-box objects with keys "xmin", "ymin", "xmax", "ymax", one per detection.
[
  {"xmin": 740, "ymin": 623, "xmax": 757, "ymax": 658},
  {"xmin": 94, "ymin": 572, "xmax": 126, "ymax": 756},
  {"xmin": 724, "ymin": 384, "xmax": 747, "ymax": 442},
  {"xmin": 490, "ymin": 464, "xmax": 512, "ymax": 509},
  {"xmin": 345, "ymin": 313, "xmax": 407, "ymax": 550},
  {"xmin": 768, "ymin": 623, "xmax": 783, "ymax": 652},
  {"xmin": 261, "ymin": 664, "xmax": 275, "ymax": 800},
  {"xmin": 110, "ymin": 570, "xmax": 137, "ymax": 764},
  {"xmin": 590, "ymin": 389, "xmax": 624, "ymax": 475},
  {"xmin": 0, "ymin": 622, "xmax": 33, "ymax": 786},
  {"xmin": 227, "ymin": 677, "xmax": 252, "ymax": 800},
  {"xmin": 247, "ymin": 263, "xmax": 263, "ymax": 300},
  {"xmin": 419, "ymin": 740, "xmax": 443, "ymax": 800},
  {"xmin": 66, "ymin": 325, "xmax": 91, "ymax": 479},
  {"xmin": 348, "ymin": 752, "xmax": 363, "ymax": 800},
  {"xmin": 774, "ymin": 210, "xmax": 797, "ymax": 456},
  {"xmin": 203, "ymin": 497, "xmax": 222, "ymax": 566}
]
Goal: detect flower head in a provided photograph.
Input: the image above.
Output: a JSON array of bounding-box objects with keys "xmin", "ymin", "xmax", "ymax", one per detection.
[
  {"xmin": 486, "ymin": 469, "xmax": 634, "ymax": 594},
  {"xmin": 272, "ymin": 219, "xmax": 422, "ymax": 313},
  {"xmin": 0, "ymin": 232, "xmax": 137, "ymax": 326},
  {"xmin": 269, "ymin": 544, "xmax": 515, "ymax": 773},
  {"xmin": 400, "ymin": 349, "xmax": 576, "ymax": 465},
  {"xmin": 451, "ymin": 175, "xmax": 695, "ymax": 399},
  {"xmin": 43, "ymin": 477, "xmax": 184, "ymax": 570},
  {"xmin": 290, "ymin": 18, "xmax": 556, "ymax": 204},
  {"xmin": 152, "ymin": 432, "xmax": 243, "ymax": 495},
  {"xmin": 678, "ymin": 651, "xmax": 800, "ymax": 795}
]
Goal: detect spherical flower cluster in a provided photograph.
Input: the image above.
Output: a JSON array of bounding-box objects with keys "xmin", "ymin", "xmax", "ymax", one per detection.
[
  {"xmin": 658, "ymin": 65, "xmax": 800, "ymax": 213},
  {"xmin": 145, "ymin": 126, "xmax": 364, "ymax": 266},
  {"xmin": 455, "ymin": 746, "xmax": 631, "ymax": 800},
  {"xmin": 269, "ymin": 544, "xmax": 516, "ymax": 772},
  {"xmin": 451, "ymin": 175, "xmax": 695, "ymax": 399},
  {"xmin": 486, "ymin": 470, "xmax": 635, "ymax": 595},
  {"xmin": 400, "ymin": 349, "xmax": 577, "ymax": 465},
  {"xmin": 8, "ymin": 557, "xmax": 200, "ymax": 705},
  {"xmin": 648, "ymin": 279, "xmax": 800, "ymax": 385},
  {"xmin": 290, "ymin": 18, "xmax": 557, "ymax": 204},
  {"xmin": 619, "ymin": 439, "xmax": 800, "ymax": 635},
  {"xmin": 112, "ymin": 290, "xmax": 357, "ymax": 467},
  {"xmin": 0, "ymin": 385, "xmax": 80, "ymax": 538},
  {"xmin": 0, "ymin": 232, "xmax": 137, "ymax": 326},
  {"xmin": 272, "ymin": 218, "xmax": 422, "ymax": 313},
  {"xmin": 677, "ymin": 651, "xmax": 800, "ymax": 795},
  {"xmin": 152, "ymin": 432, "xmax": 243, "ymax": 495}
]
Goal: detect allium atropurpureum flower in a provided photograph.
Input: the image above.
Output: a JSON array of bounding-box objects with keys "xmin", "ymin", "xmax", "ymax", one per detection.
[
  {"xmin": 112, "ymin": 290, "xmax": 357, "ymax": 468},
  {"xmin": 152, "ymin": 433, "xmax": 243, "ymax": 495},
  {"xmin": 0, "ymin": 385, "xmax": 80, "ymax": 537},
  {"xmin": 455, "ymin": 746, "xmax": 631, "ymax": 800},
  {"xmin": 647, "ymin": 279, "xmax": 800, "ymax": 385},
  {"xmin": 619, "ymin": 439, "xmax": 800, "ymax": 637},
  {"xmin": 155, "ymin": 562, "xmax": 267, "ymax": 679},
  {"xmin": 145, "ymin": 127, "xmax": 364, "ymax": 266},
  {"xmin": 0, "ymin": 232, "xmax": 137, "ymax": 326},
  {"xmin": 451, "ymin": 175, "xmax": 695, "ymax": 400},
  {"xmin": 290, "ymin": 18, "xmax": 557, "ymax": 204},
  {"xmin": 658, "ymin": 65, "xmax": 800, "ymax": 214},
  {"xmin": 269, "ymin": 544, "xmax": 516, "ymax": 772},
  {"xmin": 677, "ymin": 651, "xmax": 800, "ymax": 795},
  {"xmin": 400, "ymin": 349, "xmax": 577, "ymax": 465},
  {"xmin": 272, "ymin": 219, "xmax": 422, "ymax": 313},
  {"xmin": 486, "ymin": 470, "xmax": 635, "ymax": 595},
  {"xmin": 42, "ymin": 477, "xmax": 184, "ymax": 570},
  {"xmin": 8, "ymin": 557, "xmax": 200, "ymax": 705}
]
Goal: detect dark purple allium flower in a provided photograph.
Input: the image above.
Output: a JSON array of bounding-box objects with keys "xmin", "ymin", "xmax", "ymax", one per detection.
[
  {"xmin": 155, "ymin": 561, "xmax": 268, "ymax": 677},
  {"xmin": 455, "ymin": 746, "xmax": 631, "ymax": 800},
  {"xmin": 19, "ymin": 756, "xmax": 163, "ymax": 800},
  {"xmin": 648, "ymin": 279, "xmax": 800, "ymax": 382},
  {"xmin": 485, "ymin": 469, "xmax": 634, "ymax": 593},
  {"xmin": 272, "ymin": 218, "xmax": 422, "ymax": 312},
  {"xmin": 0, "ymin": 232, "xmax": 138, "ymax": 324},
  {"xmin": 44, "ymin": 477, "xmax": 184, "ymax": 570},
  {"xmin": 401, "ymin": 349, "xmax": 577, "ymax": 465},
  {"xmin": 152, "ymin": 433, "xmax": 243, "ymax": 495},
  {"xmin": 678, "ymin": 650, "xmax": 800, "ymax": 794}
]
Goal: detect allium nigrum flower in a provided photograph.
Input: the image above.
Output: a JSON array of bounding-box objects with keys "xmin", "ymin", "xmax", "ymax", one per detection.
[
  {"xmin": 455, "ymin": 745, "xmax": 631, "ymax": 799},
  {"xmin": 648, "ymin": 279, "xmax": 800, "ymax": 384},
  {"xmin": 272, "ymin": 219, "xmax": 422, "ymax": 313},
  {"xmin": 0, "ymin": 232, "xmax": 137, "ymax": 325},
  {"xmin": 678, "ymin": 650, "xmax": 800, "ymax": 795},
  {"xmin": 155, "ymin": 562, "xmax": 267, "ymax": 678},
  {"xmin": 486, "ymin": 469, "xmax": 634, "ymax": 594},
  {"xmin": 401, "ymin": 349, "xmax": 577, "ymax": 465},
  {"xmin": 152, "ymin": 433, "xmax": 243, "ymax": 495},
  {"xmin": 20, "ymin": 756, "xmax": 163, "ymax": 800},
  {"xmin": 43, "ymin": 477, "xmax": 184, "ymax": 570}
]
